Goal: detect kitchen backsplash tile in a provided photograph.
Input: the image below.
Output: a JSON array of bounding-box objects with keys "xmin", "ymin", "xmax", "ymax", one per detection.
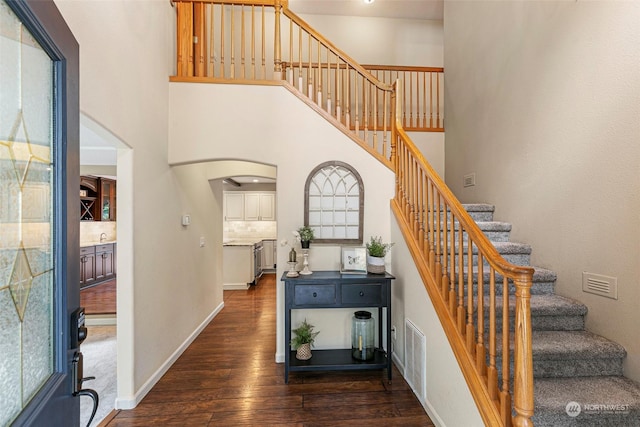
[
  {"xmin": 224, "ymin": 220, "xmax": 276, "ymax": 240},
  {"xmin": 80, "ymin": 221, "xmax": 117, "ymax": 246}
]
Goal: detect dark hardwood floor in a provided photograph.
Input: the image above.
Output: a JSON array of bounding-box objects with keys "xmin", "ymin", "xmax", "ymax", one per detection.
[
  {"xmin": 81, "ymin": 279, "xmax": 116, "ymax": 315},
  {"xmin": 102, "ymin": 274, "xmax": 434, "ymax": 426}
]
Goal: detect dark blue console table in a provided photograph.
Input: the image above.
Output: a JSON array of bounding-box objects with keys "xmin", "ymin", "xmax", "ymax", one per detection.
[{"xmin": 282, "ymin": 270, "xmax": 395, "ymax": 384}]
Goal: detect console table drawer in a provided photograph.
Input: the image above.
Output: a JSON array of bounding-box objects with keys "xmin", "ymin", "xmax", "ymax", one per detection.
[
  {"xmin": 294, "ymin": 284, "xmax": 336, "ymax": 306},
  {"xmin": 341, "ymin": 284, "xmax": 382, "ymax": 305}
]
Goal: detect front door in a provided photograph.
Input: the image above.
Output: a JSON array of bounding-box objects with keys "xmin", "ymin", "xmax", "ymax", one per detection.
[{"xmin": 1, "ymin": 0, "xmax": 80, "ymax": 425}]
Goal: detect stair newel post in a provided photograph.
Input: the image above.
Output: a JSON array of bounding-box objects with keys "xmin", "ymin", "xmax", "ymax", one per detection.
[
  {"xmin": 513, "ymin": 274, "xmax": 534, "ymax": 427},
  {"xmin": 273, "ymin": 0, "xmax": 283, "ymax": 79}
]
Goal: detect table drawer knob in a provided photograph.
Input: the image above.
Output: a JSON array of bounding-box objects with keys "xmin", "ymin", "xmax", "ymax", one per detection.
[
  {"xmin": 313, "ymin": 292, "xmax": 317, "ymax": 297},
  {"xmin": 359, "ymin": 291, "xmax": 364, "ymax": 297}
]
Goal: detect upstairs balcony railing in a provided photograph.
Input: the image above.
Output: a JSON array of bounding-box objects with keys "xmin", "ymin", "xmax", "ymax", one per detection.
[
  {"xmin": 172, "ymin": 0, "xmax": 442, "ymax": 167},
  {"xmin": 171, "ymin": 2, "xmax": 533, "ymax": 425}
]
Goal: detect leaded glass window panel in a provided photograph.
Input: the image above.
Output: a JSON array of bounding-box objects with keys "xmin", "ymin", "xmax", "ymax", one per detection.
[
  {"xmin": 0, "ymin": 2, "xmax": 55, "ymax": 424},
  {"xmin": 304, "ymin": 161, "xmax": 364, "ymax": 244}
]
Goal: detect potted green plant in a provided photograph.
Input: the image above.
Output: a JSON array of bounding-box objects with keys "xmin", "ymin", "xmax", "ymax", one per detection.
[
  {"xmin": 365, "ymin": 236, "xmax": 394, "ymax": 274},
  {"xmin": 296, "ymin": 226, "xmax": 315, "ymax": 248},
  {"xmin": 290, "ymin": 318, "xmax": 319, "ymax": 360}
]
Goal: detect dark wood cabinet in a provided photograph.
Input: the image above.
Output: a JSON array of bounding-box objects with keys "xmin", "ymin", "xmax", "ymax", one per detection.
[
  {"xmin": 282, "ymin": 270, "xmax": 394, "ymax": 384},
  {"xmin": 99, "ymin": 178, "xmax": 116, "ymax": 221},
  {"xmin": 80, "ymin": 246, "xmax": 97, "ymax": 287},
  {"xmin": 80, "ymin": 243, "xmax": 116, "ymax": 289},
  {"xmin": 80, "ymin": 176, "xmax": 116, "ymax": 221}
]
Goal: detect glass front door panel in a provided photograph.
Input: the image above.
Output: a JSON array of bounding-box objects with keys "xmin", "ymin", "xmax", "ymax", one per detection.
[{"xmin": 0, "ymin": 1, "xmax": 55, "ymax": 424}]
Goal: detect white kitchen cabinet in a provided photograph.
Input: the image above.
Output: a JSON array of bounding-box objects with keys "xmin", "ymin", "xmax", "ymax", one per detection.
[
  {"xmin": 223, "ymin": 245, "xmax": 253, "ymax": 290},
  {"xmin": 262, "ymin": 239, "xmax": 276, "ymax": 270},
  {"xmin": 224, "ymin": 192, "xmax": 245, "ymax": 221},
  {"xmin": 225, "ymin": 191, "xmax": 275, "ymax": 221}
]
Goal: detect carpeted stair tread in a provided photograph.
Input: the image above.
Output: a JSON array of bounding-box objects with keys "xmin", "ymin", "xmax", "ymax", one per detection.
[
  {"xmin": 531, "ymin": 330, "xmax": 626, "ymax": 360},
  {"xmin": 497, "ymin": 294, "xmax": 588, "ymax": 317},
  {"xmin": 462, "ymin": 203, "xmax": 495, "ymax": 212},
  {"xmin": 533, "ymin": 376, "xmax": 640, "ymax": 426}
]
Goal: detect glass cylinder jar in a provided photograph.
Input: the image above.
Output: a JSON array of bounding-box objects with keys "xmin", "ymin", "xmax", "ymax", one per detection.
[{"xmin": 351, "ymin": 310, "xmax": 375, "ymax": 361}]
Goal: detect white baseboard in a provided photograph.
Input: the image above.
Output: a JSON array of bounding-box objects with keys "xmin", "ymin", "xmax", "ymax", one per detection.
[
  {"xmin": 275, "ymin": 352, "xmax": 284, "ymax": 363},
  {"xmin": 223, "ymin": 282, "xmax": 250, "ymax": 290},
  {"xmin": 86, "ymin": 314, "xmax": 117, "ymax": 326},
  {"xmin": 423, "ymin": 397, "xmax": 447, "ymax": 427},
  {"xmin": 115, "ymin": 301, "xmax": 224, "ymax": 409}
]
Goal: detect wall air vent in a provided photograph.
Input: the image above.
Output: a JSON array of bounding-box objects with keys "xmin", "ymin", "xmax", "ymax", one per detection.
[
  {"xmin": 463, "ymin": 173, "xmax": 476, "ymax": 187},
  {"xmin": 582, "ymin": 272, "xmax": 617, "ymax": 300},
  {"xmin": 404, "ymin": 319, "xmax": 426, "ymax": 403}
]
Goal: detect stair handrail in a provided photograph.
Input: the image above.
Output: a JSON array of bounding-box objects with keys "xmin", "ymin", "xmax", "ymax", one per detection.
[{"xmin": 391, "ymin": 79, "xmax": 535, "ymax": 426}]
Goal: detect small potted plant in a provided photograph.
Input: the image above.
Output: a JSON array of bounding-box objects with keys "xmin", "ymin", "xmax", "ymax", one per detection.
[
  {"xmin": 296, "ymin": 226, "xmax": 315, "ymax": 249},
  {"xmin": 290, "ymin": 318, "xmax": 319, "ymax": 360},
  {"xmin": 365, "ymin": 236, "xmax": 394, "ymax": 274}
]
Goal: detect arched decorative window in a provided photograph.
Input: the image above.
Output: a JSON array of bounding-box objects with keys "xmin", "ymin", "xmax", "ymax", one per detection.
[{"xmin": 304, "ymin": 161, "xmax": 364, "ymax": 244}]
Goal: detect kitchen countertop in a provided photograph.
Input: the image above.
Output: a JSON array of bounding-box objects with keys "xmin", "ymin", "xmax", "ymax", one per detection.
[
  {"xmin": 223, "ymin": 238, "xmax": 275, "ymax": 247},
  {"xmin": 81, "ymin": 240, "xmax": 117, "ymax": 248}
]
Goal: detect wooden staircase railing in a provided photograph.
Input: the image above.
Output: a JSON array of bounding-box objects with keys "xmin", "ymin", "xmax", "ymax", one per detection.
[
  {"xmin": 391, "ymin": 79, "xmax": 534, "ymax": 426},
  {"xmin": 172, "ymin": 2, "xmax": 534, "ymax": 425},
  {"xmin": 172, "ymin": 0, "xmax": 442, "ymax": 168}
]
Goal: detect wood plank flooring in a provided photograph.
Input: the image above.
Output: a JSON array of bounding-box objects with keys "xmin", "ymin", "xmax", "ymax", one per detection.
[
  {"xmin": 102, "ymin": 274, "xmax": 434, "ymax": 426},
  {"xmin": 81, "ymin": 279, "xmax": 117, "ymax": 315}
]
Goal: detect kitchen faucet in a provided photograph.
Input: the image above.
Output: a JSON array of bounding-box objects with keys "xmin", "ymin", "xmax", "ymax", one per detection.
[{"xmin": 100, "ymin": 233, "xmax": 107, "ymax": 243}]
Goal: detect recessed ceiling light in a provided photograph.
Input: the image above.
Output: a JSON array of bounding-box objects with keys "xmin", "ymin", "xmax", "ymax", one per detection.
[
  {"xmin": 253, "ymin": 179, "xmax": 259, "ymax": 183},
  {"xmin": 363, "ymin": 0, "xmax": 374, "ymax": 4}
]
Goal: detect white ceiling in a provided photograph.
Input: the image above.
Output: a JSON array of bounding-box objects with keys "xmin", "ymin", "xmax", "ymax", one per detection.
[{"xmin": 288, "ymin": 0, "xmax": 443, "ymax": 21}]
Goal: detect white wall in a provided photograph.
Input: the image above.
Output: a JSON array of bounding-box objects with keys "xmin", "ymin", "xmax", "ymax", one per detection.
[
  {"xmin": 168, "ymin": 82, "xmax": 395, "ymax": 356},
  {"xmin": 55, "ymin": 0, "xmax": 225, "ymax": 406},
  {"xmin": 390, "ymin": 217, "xmax": 484, "ymax": 426},
  {"xmin": 297, "ymin": 13, "xmax": 443, "ymax": 67},
  {"xmin": 444, "ymin": 1, "xmax": 640, "ymax": 382}
]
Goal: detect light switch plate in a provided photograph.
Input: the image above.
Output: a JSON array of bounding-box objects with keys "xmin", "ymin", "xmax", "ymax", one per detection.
[{"xmin": 182, "ymin": 214, "xmax": 191, "ymax": 226}]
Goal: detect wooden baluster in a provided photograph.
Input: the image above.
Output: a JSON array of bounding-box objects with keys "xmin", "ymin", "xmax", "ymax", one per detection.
[
  {"xmin": 176, "ymin": 2, "xmax": 193, "ymax": 77},
  {"xmin": 436, "ymin": 72, "xmax": 441, "ymax": 128},
  {"xmin": 316, "ymin": 39, "xmax": 322, "ymax": 107},
  {"xmin": 411, "ymin": 159, "xmax": 419, "ymax": 239},
  {"xmin": 476, "ymin": 253, "xmax": 486, "ymax": 376},
  {"xmin": 194, "ymin": 2, "xmax": 206, "ymax": 77},
  {"xmin": 354, "ymin": 72, "xmax": 360, "ymax": 133},
  {"xmin": 457, "ymin": 217, "xmax": 466, "ymax": 333},
  {"xmin": 230, "ymin": 6, "xmax": 235, "ymax": 78},
  {"xmin": 327, "ymin": 50, "xmax": 333, "ymax": 114},
  {"xmin": 409, "ymin": 71, "xmax": 414, "ymax": 128},
  {"xmin": 336, "ymin": 61, "xmax": 341, "ymax": 121},
  {"xmin": 441, "ymin": 200, "xmax": 450, "ymax": 301},
  {"xmin": 488, "ymin": 268, "xmax": 498, "ymax": 401},
  {"xmin": 209, "ymin": 3, "xmax": 215, "ymax": 77},
  {"xmin": 345, "ymin": 68, "xmax": 351, "ymax": 129},
  {"xmin": 363, "ymin": 76, "xmax": 368, "ymax": 140},
  {"xmin": 383, "ymin": 90, "xmax": 388, "ymax": 159},
  {"xmin": 240, "ymin": 5, "xmax": 245, "ymax": 79},
  {"xmin": 417, "ymin": 168, "xmax": 424, "ymax": 252},
  {"xmin": 423, "ymin": 71, "xmax": 427, "ymax": 129},
  {"xmin": 403, "ymin": 70, "xmax": 407, "ymax": 127},
  {"xmin": 251, "ymin": 5, "xmax": 256, "ymax": 80},
  {"xmin": 373, "ymin": 83, "xmax": 378, "ymax": 153},
  {"xmin": 501, "ymin": 276, "xmax": 513, "ymax": 427},
  {"xmin": 435, "ymin": 192, "xmax": 443, "ymax": 290},
  {"xmin": 307, "ymin": 36, "xmax": 312, "ymax": 99},
  {"xmin": 261, "ymin": 5, "xmax": 265, "ymax": 79},
  {"xmin": 286, "ymin": 17, "xmax": 292, "ymax": 84},
  {"xmin": 297, "ymin": 26, "xmax": 302, "ymax": 91},
  {"xmin": 430, "ymin": 72, "xmax": 434, "ymax": 129},
  {"xmin": 274, "ymin": 0, "xmax": 282, "ymax": 78},
  {"xmin": 220, "ymin": 5, "xmax": 225, "ymax": 78},
  {"xmin": 448, "ymin": 206, "xmax": 456, "ymax": 315},
  {"xmin": 466, "ymin": 240, "xmax": 475, "ymax": 355},
  {"xmin": 389, "ymin": 80, "xmax": 397, "ymax": 170},
  {"xmin": 513, "ymin": 275, "xmax": 534, "ymax": 427},
  {"xmin": 428, "ymin": 181, "xmax": 435, "ymax": 271}
]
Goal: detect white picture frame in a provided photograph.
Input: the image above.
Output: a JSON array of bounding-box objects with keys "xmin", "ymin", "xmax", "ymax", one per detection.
[{"xmin": 341, "ymin": 246, "xmax": 367, "ymax": 274}]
